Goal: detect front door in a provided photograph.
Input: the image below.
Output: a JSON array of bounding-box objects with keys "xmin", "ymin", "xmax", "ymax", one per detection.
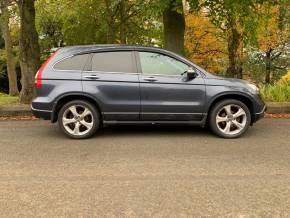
[{"xmin": 137, "ymin": 51, "xmax": 206, "ymax": 121}]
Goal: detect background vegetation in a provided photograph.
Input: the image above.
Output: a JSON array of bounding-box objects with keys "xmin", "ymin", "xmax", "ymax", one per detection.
[
  {"xmin": 0, "ymin": 92, "xmax": 18, "ymax": 105},
  {"xmin": 0, "ymin": 0, "xmax": 289, "ymax": 104}
]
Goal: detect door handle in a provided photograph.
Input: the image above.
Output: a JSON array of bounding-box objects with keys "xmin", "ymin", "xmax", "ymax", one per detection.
[
  {"xmin": 83, "ymin": 75, "xmax": 99, "ymax": 80},
  {"xmin": 144, "ymin": 77, "xmax": 157, "ymax": 82}
]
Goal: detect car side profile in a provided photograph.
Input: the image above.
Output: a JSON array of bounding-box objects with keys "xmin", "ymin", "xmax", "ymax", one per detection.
[{"xmin": 32, "ymin": 45, "xmax": 266, "ymax": 139}]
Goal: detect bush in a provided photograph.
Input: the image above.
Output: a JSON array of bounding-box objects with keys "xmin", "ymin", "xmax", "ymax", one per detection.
[
  {"xmin": 281, "ymin": 70, "xmax": 290, "ymax": 83},
  {"xmin": 260, "ymin": 81, "xmax": 290, "ymax": 102}
]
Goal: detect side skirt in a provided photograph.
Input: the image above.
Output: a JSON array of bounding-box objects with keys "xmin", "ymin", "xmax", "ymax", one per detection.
[{"xmin": 103, "ymin": 119, "xmax": 206, "ymax": 126}]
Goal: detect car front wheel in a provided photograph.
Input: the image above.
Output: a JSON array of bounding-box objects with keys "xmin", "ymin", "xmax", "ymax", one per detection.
[
  {"xmin": 58, "ymin": 100, "xmax": 100, "ymax": 139},
  {"xmin": 209, "ymin": 99, "xmax": 251, "ymax": 138}
]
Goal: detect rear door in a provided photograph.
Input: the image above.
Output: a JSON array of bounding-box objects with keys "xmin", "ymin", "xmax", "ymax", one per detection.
[
  {"xmin": 137, "ymin": 51, "xmax": 206, "ymax": 121},
  {"xmin": 82, "ymin": 50, "xmax": 140, "ymax": 121}
]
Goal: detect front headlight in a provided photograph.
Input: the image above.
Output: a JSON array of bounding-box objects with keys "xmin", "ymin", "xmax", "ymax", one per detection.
[{"xmin": 247, "ymin": 83, "xmax": 259, "ymax": 93}]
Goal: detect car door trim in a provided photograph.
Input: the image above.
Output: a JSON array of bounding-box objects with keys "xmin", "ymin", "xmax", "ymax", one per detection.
[
  {"xmin": 103, "ymin": 120, "xmax": 205, "ymax": 125},
  {"xmin": 103, "ymin": 112, "xmax": 205, "ymax": 115}
]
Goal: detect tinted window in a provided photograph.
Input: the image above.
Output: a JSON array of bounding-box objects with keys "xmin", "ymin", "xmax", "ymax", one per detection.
[
  {"xmin": 54, "ymin": 54, "xmax": 89, "ymax": 71},
  {"xmin": 139, "ymin": 52, "xmax": 189, "ymax": 76},
  {"xmin": 91, "ymin": 51, "xmax": 135, "ymax": 73}
]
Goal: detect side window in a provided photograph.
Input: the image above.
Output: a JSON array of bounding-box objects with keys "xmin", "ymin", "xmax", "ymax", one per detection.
[
  {"xmin": 91, "ymin": 51, "xmax": 136, "ymax": 73},
  {"xmin": 139, "ymin": 52, "xmax": 189, "ymax": 76},
  {"xmin": 54, "ymin": 54, "xmax": 89, "ymax": 71}
]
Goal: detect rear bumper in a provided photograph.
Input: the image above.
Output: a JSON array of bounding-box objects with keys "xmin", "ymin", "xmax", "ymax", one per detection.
[
  {"xmin": 253, "ymin": 105, "xmax": 267, "ymax": 123},
  {"xmin": 31, "ymin": 105, "xmax": 52, "ymax": 120}
]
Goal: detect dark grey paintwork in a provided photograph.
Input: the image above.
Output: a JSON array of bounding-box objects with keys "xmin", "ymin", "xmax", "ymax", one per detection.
[{"xmin": 31, "ymin": 45, "xmax": 266, "ymax": 125}]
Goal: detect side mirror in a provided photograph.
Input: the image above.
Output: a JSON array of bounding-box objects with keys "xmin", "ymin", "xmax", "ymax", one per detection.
[{"xmin": 183, "ymin": 68, "xmax": 198, "ymax": 81}]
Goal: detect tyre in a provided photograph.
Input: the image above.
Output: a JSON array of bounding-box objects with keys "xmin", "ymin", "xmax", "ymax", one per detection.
[
  {"xmin": 209, "ymin": 99, "xmax": 251, "ymax": 138},
  {"xmin": 58, "ymin": 100, "xmax": 100, "ymax": 139}
]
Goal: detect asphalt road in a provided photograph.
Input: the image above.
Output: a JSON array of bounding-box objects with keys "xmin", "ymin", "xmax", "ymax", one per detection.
[{"xmin": 0, "ymin": 119, "xmax": 289, "ymax": 217}]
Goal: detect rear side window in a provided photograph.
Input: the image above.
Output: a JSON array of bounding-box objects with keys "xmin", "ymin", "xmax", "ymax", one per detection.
[
  {"xmin": 54, "ymin": 54, "xmax": 89, "ymax": 71},
  {"xmin": 91, "ymin": 51, "xmax": 136, "ymax": 73}
]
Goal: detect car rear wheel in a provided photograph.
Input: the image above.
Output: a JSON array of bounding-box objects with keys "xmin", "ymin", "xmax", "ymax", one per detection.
[
  {"xmin": 209, "ymin": 99, "xmax": 251, "ymax": 138},
  {"xmin": 58, "ymin": 100, "xmax": 100, "ymax": 139}
]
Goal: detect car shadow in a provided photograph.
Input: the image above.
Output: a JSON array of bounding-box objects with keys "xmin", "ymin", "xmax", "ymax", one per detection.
[
  {"xmin": 96, "ymin": 124, "xmax": 215, "ymax": 138},
  {"xmin": 48, "ymin": 123, "xmax": 257, "ymax": 140},
  {"xmin": 46, "ymin": 123, "xmax": 214, "ymax": 139}
]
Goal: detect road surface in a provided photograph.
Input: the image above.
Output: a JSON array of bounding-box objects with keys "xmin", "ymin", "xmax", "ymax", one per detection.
[{"xmin": 0, "ymin": 119, "xmax": 289, "ymax": 217}]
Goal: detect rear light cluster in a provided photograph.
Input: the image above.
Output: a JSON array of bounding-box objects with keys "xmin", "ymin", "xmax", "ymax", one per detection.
[{"xmin": 35, "ymin": 49, "xmax": 59, "ymax": 89}]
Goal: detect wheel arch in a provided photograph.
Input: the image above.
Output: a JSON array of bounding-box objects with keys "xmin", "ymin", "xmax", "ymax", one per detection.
[
  {"xmin": 51, "ymin": 92, "xmax": 103, "ymax": 123},
  {"xmin": 206, "ymin": 93, "xmax": 255, "ymax": 124}
]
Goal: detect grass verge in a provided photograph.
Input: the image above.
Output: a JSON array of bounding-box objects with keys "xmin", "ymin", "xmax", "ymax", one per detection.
[{"xmin": 0, "ymin": 93, "xmax": 19, "ymax": 105}]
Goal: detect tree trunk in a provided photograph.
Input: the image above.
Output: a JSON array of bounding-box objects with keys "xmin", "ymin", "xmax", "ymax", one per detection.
[
  {"xmin": 163, "ymin": 0, "xmax": 185, "ymax": 55},
  {"xmin": 18, "ymin": 0, "xmax": 40, "ymax": 104},
  {"xmin": 0, "ymin": 5, "xmax": 19, "ymax": 96},
  {"xmin": 265, "ymin": 49, "xmax": 272, "ymax": 84},
  {"xmin": 104, "ymin": 0, "xmax": 116, "ymax": 43},
  {"xmin": 119, "ymin": 0, "xmax": 126, "ymax": 44},
  {"xmin": 226, "ymin": 16, "xmax": 242, "ymax": 78}
]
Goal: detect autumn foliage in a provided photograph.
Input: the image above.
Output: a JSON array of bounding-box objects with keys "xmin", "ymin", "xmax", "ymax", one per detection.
[{"xmin": 185, "ymin": 11, "xmax": 227, "ymax": 74}]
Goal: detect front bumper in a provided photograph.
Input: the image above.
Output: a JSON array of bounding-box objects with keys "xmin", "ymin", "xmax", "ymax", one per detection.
[{"xmin": 253, "ymin": 105, "xmax": 267, "ymax": 122}]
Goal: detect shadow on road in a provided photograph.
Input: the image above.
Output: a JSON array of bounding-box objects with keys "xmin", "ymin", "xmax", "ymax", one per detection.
[
  {"xmin": 103, "ymin": 124, "xmax": 209, "ymax": 134},
  {"xmin": 47, "ymin": 123, "xmax": 218, "ymax": 139},
  {"xmin": 31, "ymin": 118, "xmax": 273, "ymax": 140}
]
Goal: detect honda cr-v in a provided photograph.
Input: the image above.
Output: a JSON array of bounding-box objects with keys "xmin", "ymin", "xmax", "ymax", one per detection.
[{"xmin": 32, "ymin": 45, "xmax": 266, "ymax": 139}]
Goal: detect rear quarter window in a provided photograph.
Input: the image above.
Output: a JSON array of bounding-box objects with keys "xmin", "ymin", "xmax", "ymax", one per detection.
[{"xmin": 54, "ymin": 54, "xmax": 89, "ymax": 71}]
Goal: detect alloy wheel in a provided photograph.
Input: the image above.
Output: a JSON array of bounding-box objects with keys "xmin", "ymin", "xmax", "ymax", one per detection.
[
  {"xmin": 216, "ymin": 104, "xmax": 247, "ymax": 135},
  {"xmin": 62, "ymin": 105, "xmax": 94, "ymax": 136}
]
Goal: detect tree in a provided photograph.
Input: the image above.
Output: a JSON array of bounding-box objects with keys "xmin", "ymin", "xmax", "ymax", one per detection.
[
  {"xmin": 104, "ymin": 0, "xmax": 117, "ymax": 43},
  {"xmin": 203, "ymin": 0, "xmax": 262, "ymax": 78},
  {"xmin": 17, "ymin": 0, "xmax": 40, "ymax": 103},
  {"xmin": 185, "ymin": 9, "xmax": 227, "ymax": 74},
  {"xmin": 35, "ymin": 0, "xmax": 64, "ymax": 49},
  {"xmin": 0, "ymin": 0, "xmax": 19, "ymax": 96},
  {"xmin": 119, "ymin": 0, "xmax": 126, "ymax": 43},
  {"xmin": 35, "ymin": 0, "xmax": 162, "ymax": 48},
  {"xmin": 256, "ymin": 2, "xmax": 289, "ymax": 83},
  {"xmin": 36, "ymin": 0, "xmax": 105, "ymax": 47},
  {"xmin": 103, "ymin": 0, "xmax": 157, "ymax": 44},
  {"xmin": 162, "ymin": 0, "xmax": 185, "ymax": 54}
]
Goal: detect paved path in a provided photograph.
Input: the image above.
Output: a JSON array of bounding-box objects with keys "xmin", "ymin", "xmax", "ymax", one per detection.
[{"xmin": 0, "ymin": 119, "xmax": 289, "ymax": 217}]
